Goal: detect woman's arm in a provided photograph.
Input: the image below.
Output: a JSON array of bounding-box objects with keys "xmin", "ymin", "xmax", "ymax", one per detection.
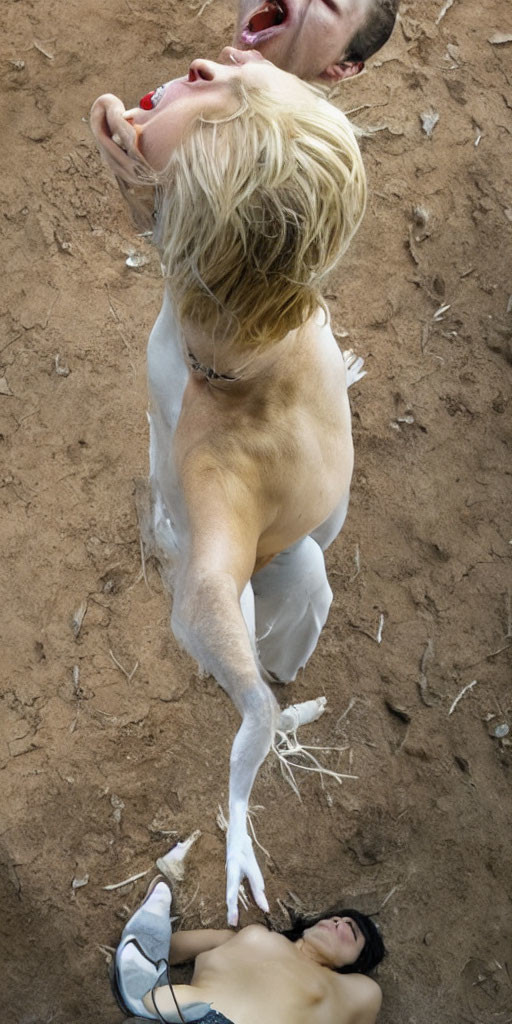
[
  {"xmin": 169, "ymin": 928, "xmax": 235, "ymax": 965},
  {"xmin": 170, "ymin": 454, "xmax": 280, "ymax": 925},
  {"xmin": 342, "ymin": 975, "xmax": 382, "ymax": 1024},
  {"xmin": 171, "ymin": 562, "xmax": 279, "ymax": 926}
]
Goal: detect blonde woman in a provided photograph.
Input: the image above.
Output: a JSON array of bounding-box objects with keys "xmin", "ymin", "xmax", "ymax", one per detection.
[{"xmin": 91, "ymin": 48, "xmax": 366, "ymax": 928}]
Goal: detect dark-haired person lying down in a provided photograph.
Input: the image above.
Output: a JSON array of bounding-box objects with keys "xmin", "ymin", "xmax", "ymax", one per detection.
[{"xmin": 113, "ymin": 878, "xmax": 384, "ymax": 1024}]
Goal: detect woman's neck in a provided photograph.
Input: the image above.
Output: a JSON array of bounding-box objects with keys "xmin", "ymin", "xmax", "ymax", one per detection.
[
  {"xmin": 295, "ymin": 937, "xmax": 330, "ymax": 968},
  {"xmin": 179, "ymin": 313, "xmax": 322, "ymax": 390}
]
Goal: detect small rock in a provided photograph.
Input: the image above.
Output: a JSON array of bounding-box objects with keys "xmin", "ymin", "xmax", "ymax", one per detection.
[
  {"xmin": 125, "ymin": 253, "xmax": 150, "ymax": 269},
  {"xmin": 385, "ymin": 701, "xmax": 411, "ymax": 724},
  {"xmin": 148, "ymin": 810, "xmax": 179, "ymax": 837},
  {"xmin": 446, "ymin": 43, "xmax": 459, "ymax": 62},
  {"xmin": 111, "ymin": 794, "xmax": 125, "ymax": 824},
  {"xmin": 72, "ymin": 874, "xmax": 89, "ymax": 890},
  {"xmin": 492, "ymin": 722, "xmax": 509, "ymax": 739},
  {"xmin": 54, "ymin": 355, "xmax": 70, "ymax": 377},
  {"xmin": 163, "ymin": 36, "xmax": 185, "ymax": 57},
  {"xmin": 488, "ymin": 32, "xmax": 512, "ymax": 45}
]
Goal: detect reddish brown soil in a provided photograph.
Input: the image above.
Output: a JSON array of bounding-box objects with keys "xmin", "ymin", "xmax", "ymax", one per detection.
[{"xmin": 1, "ymin": 1, "xmax": 511, "ymax": 1022}]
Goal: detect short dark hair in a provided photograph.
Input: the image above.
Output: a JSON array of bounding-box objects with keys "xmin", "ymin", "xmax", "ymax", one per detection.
[
  {"xmin": 343, "ymin": 0, "xmax": 399, "ymax": 64},
  {"xmin": 279, "ymin": 906, "xmax": 386, "ymax": 975}
]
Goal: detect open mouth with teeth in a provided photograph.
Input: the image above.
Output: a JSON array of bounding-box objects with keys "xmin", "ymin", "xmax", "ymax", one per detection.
[{"xmin": 241, "ymin": 1, "xmax": 288, "ymax": 45}]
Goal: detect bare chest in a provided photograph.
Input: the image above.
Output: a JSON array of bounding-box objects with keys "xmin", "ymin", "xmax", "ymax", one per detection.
[{"xmin": 193, "ymin": 932, "xmax": 361, "ymax": 1024}]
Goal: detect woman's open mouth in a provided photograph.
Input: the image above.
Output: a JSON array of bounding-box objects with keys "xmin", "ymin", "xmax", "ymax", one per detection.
[{"xmin": 240, "ymin": 1, "xmax": 289, "ymax": 46}]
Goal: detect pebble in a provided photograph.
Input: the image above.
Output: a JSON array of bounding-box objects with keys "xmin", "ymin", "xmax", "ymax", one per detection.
[
  {"xmin": 125, "ymin": 253, "xmax": 150, "ymax": 268},
  {"xmin": 492, "ymin": 723, "xmax": 509, "ymax": 739}
]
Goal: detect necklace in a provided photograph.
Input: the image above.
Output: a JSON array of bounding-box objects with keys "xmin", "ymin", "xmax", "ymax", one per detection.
[{"xmin": 187, "ymin": 350, "xmax": 239, "ymax": 382}]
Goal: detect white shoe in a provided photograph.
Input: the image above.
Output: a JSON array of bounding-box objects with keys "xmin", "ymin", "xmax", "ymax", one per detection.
[
  {"xmin": 114, "ymin": 938, "xmax": 165, "ymax": 1018},
  {"xmin": 120, "ymin": 877, "xmax": 172, "ymax": 964}
]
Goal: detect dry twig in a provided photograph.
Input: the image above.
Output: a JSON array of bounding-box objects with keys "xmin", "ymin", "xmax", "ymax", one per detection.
[
  {"xmin": 376, "ymin": 614, "xmax": 385, "ymax": 644},
  {"xmin": 247, "ymin": 809, "xmax": 271, "ymax": 861},
  {"xmin": 72, "ymin": 599, "xmax": 88, "ymax": 639},
  {"xmin": 418, "ymin": 639, "xmax": 436, "ymax": 706},
  {"xmin": 350, "ymin": 545, "xmax": 361, "ymax": 582},
  {"xmin": 109, "ymin": 649, "xmax": 139, "ymax": 682},
  {"xmin": 436, "ymin": 0, "xmax": 454, "ymax": 24},
  {"xmin": 448, "ymin": 680, "xmax": 478, "ymax": 716},
  {"xmin": 103, "ymin": 870, "xmax": 149, "ymax": 891},
  {"xmin": 336, "ymin": 697, "xmax": 357, "ymax": 727},
  {"xmin": 379, "ymin": 884, "xmax": 399, "ymax": 910}
]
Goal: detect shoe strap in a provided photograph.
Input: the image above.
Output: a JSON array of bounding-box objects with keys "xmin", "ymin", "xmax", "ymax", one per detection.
[{"xmin": 150, "ymin": 963, "xmax": 186, "ymax": 1024}]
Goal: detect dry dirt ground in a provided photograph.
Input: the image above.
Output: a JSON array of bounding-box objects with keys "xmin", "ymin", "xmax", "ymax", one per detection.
[{"xmin": 1, "ymin": 1, "xmax": 511, "ymax": 1022}]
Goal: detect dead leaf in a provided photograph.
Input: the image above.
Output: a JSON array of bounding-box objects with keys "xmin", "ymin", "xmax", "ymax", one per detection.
[
  {"xmin": 0, "ymin": 377, "xmax": 13, "ymax": 396},
  {"xmin": 33, "ymin": 39, "xmax": 55, "ymax": 59},
  {"xmin": 420, "ymin": 111, "xmax": 440, "ymax": 137}
]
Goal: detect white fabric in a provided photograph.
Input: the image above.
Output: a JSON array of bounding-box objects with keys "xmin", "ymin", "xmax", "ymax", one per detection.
[{"xmin": 250, "ymin": 535, "xmax": 333, "ymax": 683}]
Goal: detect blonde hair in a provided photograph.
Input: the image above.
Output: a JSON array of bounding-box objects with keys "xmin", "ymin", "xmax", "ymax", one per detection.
[{"xmin": 125, "ymin": 84, "xmax": 366, "ymax": 350}]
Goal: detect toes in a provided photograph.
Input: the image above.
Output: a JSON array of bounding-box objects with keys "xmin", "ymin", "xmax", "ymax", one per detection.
[
  {"xmin": 251, "ymin": 884, "xmax": 269, "ymax": 914},
  {"xmin": 227, "ymin": 905, "xmax": 239, "ymax": 927},
  {"xmin": 257, "ymin": 893, "xmax": 270, "ymax": 914}
]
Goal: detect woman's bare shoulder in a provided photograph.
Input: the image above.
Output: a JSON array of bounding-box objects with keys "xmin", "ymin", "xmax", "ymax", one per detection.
[
  {"xmin": 334, "ymin": 973, "xmax": 382, "ymax": 1020},
  {"xmin": 342, "ymin": 970, "xmax": 382, "ymax": 1019}
]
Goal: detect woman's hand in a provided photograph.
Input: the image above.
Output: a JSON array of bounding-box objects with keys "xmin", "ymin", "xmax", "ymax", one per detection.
[{"xmin": 90, "ymin": 93, "xmax": 144, "ymax": 181}]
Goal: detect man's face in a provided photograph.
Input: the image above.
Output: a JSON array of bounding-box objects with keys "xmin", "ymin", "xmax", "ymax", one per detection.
[{"xmin": 233, "ymin": 0, "xmax": 370, "ymax": 81}]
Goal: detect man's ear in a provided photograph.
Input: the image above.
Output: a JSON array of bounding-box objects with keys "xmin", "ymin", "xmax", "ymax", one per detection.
[{"xmin": 321, "ymin": 61, "xmax": 364, "ymax": 82}]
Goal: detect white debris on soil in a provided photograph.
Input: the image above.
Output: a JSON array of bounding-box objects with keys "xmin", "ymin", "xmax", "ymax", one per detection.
[
  {"xmin": 488, "ymin": 32, "xmax": 512, "ymax": 45},
  {"xmin": 156, "ymin": 830, "xmax": 202, "ymax": 882},
  {"xmin": 420, "ymin": 111, "xmax": 440, "ymax": 136}
]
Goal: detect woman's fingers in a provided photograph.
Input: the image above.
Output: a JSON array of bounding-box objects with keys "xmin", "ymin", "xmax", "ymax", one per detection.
[
  {"xmin": 90, "ymin": 94, "xmax": 137, "ymax": 152},
  {"xmin": 90, "ymin": 93, "xmax": 147, "ymax": 182}
]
